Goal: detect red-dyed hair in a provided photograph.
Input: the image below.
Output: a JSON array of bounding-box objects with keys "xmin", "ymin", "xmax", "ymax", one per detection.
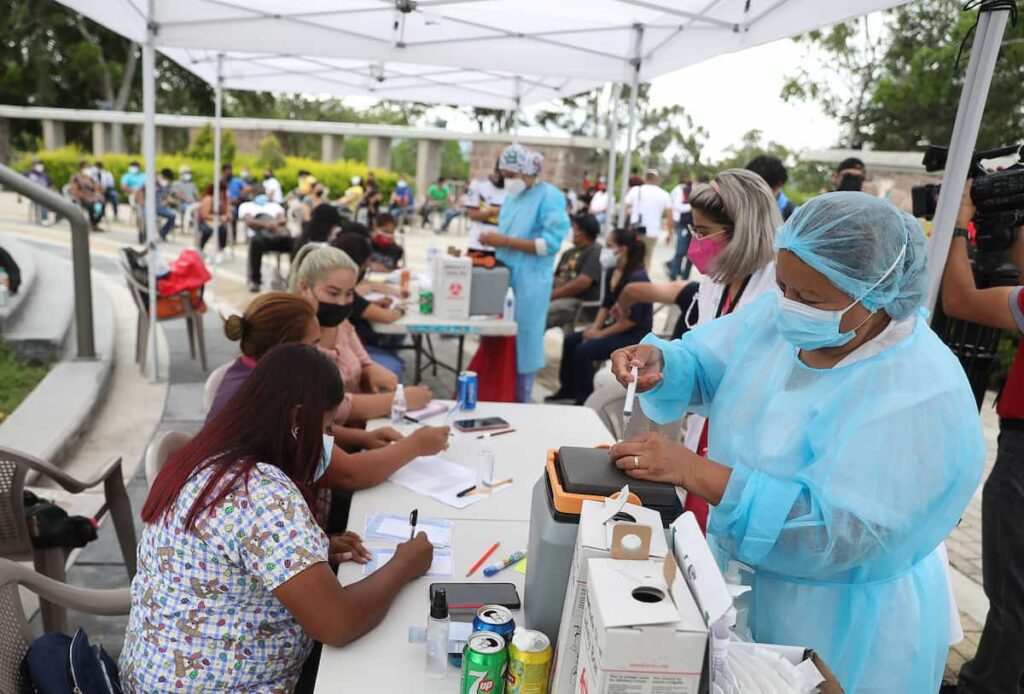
[{"xmin": 142, "ymin": 344, "xmax": 344, "ymax": 530}]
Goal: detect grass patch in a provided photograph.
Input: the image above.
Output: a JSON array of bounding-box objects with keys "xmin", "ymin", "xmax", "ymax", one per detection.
[{"xmin": 0, "ymin": 340, "xmax": 51, "ymax": 421}]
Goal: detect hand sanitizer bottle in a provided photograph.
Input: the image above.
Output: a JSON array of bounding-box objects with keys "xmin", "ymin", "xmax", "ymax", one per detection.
[
  {"xmin": 425, "ymin": 589, "xmax": 449, "ymax": 678},
  {"xmin": 390, "ymin": 383, "xmax": 407, "ymax": 425}
]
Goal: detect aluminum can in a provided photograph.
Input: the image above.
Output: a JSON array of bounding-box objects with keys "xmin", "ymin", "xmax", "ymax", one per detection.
[
  {"xmin": 473, "ymin": 604, "xmax": 515, "ymax": 644},
  {"xmin": 419, "ymin": 290, "xmax": 433, "ymax": 315},
  {"xmin": 506, "ymin": 629, "xmax": 552, "ymax": 694},
  {"xmin": 457, "ymin": 370, "xmax": 478, "ymax": 411},
  {"xmin": 461, "ymin": 631, "xmax": 508, "ymax": 694}
]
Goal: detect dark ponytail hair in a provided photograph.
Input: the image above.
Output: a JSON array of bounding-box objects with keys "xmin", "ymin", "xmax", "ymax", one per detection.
[
  {"xmin": 141, "ymin": 344, "xmax": 344, "ymax": 530},
  {"xmin": 610, "ymin": 227, "xmax": 645, "ymax": 300}
]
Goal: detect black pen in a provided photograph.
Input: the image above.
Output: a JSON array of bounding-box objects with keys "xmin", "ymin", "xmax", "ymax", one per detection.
[
  {"xmin": 456, "ymin": 485, "xmax": 476, "ymax": 498},
  {"xmin": 409, "ymin": 509, "xmax": 418, "ymax": 540},
  {"xmin": 404, "ymin": 415, "xmax": 420, "ymax": 424}
]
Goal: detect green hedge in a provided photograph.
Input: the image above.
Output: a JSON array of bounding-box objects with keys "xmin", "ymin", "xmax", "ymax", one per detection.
[{"xmin": 13, "ymin": 146, "xmax": 399, "ymax": 202}]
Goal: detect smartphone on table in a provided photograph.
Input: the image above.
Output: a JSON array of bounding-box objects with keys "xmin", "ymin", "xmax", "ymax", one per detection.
[{"xmin": 453, "ymin": 417, "xmax": 510, "ymax": 433}]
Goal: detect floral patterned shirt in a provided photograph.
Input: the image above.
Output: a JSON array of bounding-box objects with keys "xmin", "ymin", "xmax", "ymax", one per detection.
[{"xmin": 120, "ymin": 462, "xmax": 328, "ymax": 692}]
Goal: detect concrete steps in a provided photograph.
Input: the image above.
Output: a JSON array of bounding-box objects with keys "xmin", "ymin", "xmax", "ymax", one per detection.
[
  {"xmin": 0, "ymin": 233, "xmax": 37, "ymax": 332},
  {"xmin": 1, "ymin": 238, "xmax": 74, "ymax": 364},
  {"xmin": 0, "ymin": 241, "xmax": 117, "ymax": 464}
]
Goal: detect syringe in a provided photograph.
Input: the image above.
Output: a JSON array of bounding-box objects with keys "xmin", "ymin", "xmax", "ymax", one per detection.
[{"xmin": 621, "ymin": 365, "xmax": 638, "ymax": 439}]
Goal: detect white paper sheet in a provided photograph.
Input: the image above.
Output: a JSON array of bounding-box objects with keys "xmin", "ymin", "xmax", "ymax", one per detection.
[
  {"xmin": 388, "ymin": 456, "xmax": 512, "ymax": 509},
  {"xmin": 364, "ymin": 513, "xmax": 453, "ymax": 548},
  {"xmin": 405, "ymin": 401, "xmax": 452, "ymax": 421},
  {"xmin": 363, "ymin": 547, "xmax": 453, "ymax": 578}
]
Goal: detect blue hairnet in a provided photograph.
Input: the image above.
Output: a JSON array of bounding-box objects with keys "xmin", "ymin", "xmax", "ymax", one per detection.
[{"xmin": 774, "ymin": 192, "xmax": 928, "ymax": 319}]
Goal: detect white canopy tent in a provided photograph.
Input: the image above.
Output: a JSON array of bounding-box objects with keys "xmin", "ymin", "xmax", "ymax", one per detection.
[{"xmin": 56, "ymin": 0, "xmax": 1014, "ymax": 380}]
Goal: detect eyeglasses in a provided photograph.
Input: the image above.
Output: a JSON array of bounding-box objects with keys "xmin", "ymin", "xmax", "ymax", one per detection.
[{"xmin": 687, "ymin": 223, "xmax": 730, "ymax": 240}]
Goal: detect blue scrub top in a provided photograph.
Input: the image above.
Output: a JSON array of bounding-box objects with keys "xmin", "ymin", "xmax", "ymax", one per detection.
[
  {"xmin": 495, "ymin": 181, "xmax": 569, "ymax": 374},
  {"xmin": 119, "ymin": 171, "xmax": 146, "ymax": 191}
]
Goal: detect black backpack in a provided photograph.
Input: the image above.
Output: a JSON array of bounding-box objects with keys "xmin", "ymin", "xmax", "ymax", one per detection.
[{"xmin": 0, "ymin": 244, "xmax": 23, "ymax": 294}]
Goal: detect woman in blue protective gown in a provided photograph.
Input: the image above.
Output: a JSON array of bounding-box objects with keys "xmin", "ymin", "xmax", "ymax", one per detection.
[
  {"xmin": 609, "ymin": 192, "xmax": 985, "ymax": 693},
  {"xmin": 478, "ymin": 144, "xmax": 570, "ymax": 402}
]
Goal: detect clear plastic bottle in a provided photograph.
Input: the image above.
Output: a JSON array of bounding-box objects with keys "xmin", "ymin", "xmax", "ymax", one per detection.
[
  {"xmin": 502, "ymin": 287, "xmax": 515, "ymax": 321},
  {"xmin": 390, "ymin": 383, "xmax": 407, "ymax": 426},
  {"xmin": 425, "ymin": 588, "xmax": 449, "ymax": 678},
  {"xmin": 476, "ymin": 433, "xmax": 495, "ymax": 492}
]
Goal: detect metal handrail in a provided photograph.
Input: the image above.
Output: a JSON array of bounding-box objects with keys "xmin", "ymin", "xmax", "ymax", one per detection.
[{"xmin": 0, "ymin": 163, "xmax": 95, "ymax": 359}]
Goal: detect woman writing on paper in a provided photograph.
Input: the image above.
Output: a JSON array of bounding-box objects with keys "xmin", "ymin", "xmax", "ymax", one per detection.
[{"xmin": 609, "ymin": 193, "xmax": 984, "ymax": 692}]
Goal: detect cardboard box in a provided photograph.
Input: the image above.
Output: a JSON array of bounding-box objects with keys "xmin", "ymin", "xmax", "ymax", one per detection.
[
  {"xmin": 575, "ymin": 556, "xmax": 707, "ymax": 694},
  {"xmin": 550, "ymin": 495, "xmax": 668, "ymax": 694},
  {"xmin": 434, "ymin": 255, "xmax": 472, "ymax": 319}
]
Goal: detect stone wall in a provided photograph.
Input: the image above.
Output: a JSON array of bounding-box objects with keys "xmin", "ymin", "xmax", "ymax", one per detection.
[
  {"xmin": 470, "ymin": 141, "xmax": 590, "ymax": 191},
  {"xmin": 860, "ymin": 171, "xmax": 941, "ymax": 213}
]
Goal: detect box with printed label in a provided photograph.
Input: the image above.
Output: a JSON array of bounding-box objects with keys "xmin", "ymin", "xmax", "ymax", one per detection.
[
  {"xmin": 574, "ymin": 556, "xmax": 706, "ymax": 694},
  {"xmin": 434, "ymin": 255, "xmax": 472, "ymax": 319},
  {"xmin": 550, "ymin": 496, "xmax": 668, "ymax": 694}
]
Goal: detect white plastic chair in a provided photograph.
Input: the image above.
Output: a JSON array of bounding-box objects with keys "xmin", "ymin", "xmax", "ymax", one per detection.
[
  {"xmin": 144, "ymin": 431, "xmax": 192, "ymax": 488},
  {"xmin": 203, "ymin": 361, "xmax": 232, "ymax": 416}
]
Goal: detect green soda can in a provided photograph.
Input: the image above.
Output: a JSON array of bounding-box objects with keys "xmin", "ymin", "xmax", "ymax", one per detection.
[
  {"xmin": 461, "ymin": 631, "xmax": 507, "ymax": 694},
  {"xmin": 419, "ymin": 290, "xmax": 433, "ymax": 315}
]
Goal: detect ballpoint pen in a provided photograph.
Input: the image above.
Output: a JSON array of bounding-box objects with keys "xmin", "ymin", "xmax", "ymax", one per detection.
[{"xmin": 408, "ymin": 509, "xmax": 418, "ymax": 540}]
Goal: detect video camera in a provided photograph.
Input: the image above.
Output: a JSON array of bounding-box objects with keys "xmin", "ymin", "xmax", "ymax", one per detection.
[{"xmin": 912, "ymin": 144, "xmax": 1024, "ymax": 253}]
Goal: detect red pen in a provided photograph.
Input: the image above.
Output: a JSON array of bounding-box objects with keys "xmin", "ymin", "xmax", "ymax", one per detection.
[{"xmin": 466, "ymin": 541, "xmax": 500, "ymax": 577}]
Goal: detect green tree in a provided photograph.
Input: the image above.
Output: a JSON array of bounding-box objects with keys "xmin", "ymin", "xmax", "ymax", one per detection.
[
  {"xmin": 257, "ymin": 134, "xmax": 286, "ymax": 170},
  {"xmin": 782, "ymin": 1, "xmax": 1024, "ymax": 150},
  {"xmin": 440, "ymin": 141, "xmax": 468, "ymax": 180},
  {"xmin": 185, "ymin": 124, "xmax": 237, "ymax": 164}
]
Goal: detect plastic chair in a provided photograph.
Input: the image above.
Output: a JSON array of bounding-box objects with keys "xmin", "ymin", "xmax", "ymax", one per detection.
[
  {"xmin": 0, "ymin": 557, "xmax": 131, "ymax": 693},
  {"xmin": 202, "ymin": 361, "xmax": 232, "ymax": 416},
  {"xmin": 118, "ymin": 255, "xmax": 208, "ymax": 372},
  {"xmin": 144, "ymin": 431, "xmax": 192, "ymax": 488},
  {"xmin": 0, "ymin": 446, "xmax": 136, "ymax": 634},
  {"xmin": 182, "ymin": 202, "xmax": 202, "ymax": 246}
]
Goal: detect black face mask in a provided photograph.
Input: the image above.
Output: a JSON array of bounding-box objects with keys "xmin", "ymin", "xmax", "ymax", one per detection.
[{"xmin": 316, "ymin": 302, "xmax": 352, "ymax": 327}]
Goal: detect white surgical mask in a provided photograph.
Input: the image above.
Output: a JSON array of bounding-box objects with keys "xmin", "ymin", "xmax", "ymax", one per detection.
[
  {"xmin": 775, "ymin": 242, "xmax": 907, "ymax": 351},
  {"xmin": 599, "ymin": 247, "xmax": 618, "ymax": 269},
  {"xmin": 504, "ymin": 178, "xmax": 527, "ymax": 197},
  {"xmin": 314, "ymin": 433, "xmax": 334, "ymax": 482},
  {"xmin": 397, "ymin": 179, "xmax": 407, "ymax": 187}
]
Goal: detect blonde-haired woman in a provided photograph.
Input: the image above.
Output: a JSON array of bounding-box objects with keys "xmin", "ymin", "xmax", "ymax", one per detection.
[
  {"xmin": 615, "ymin": 168, "xmax": 781, "ymax": 531},
  {"xmin": 289, "ymin": 243, "xmax": 432, "ymax": 420}
]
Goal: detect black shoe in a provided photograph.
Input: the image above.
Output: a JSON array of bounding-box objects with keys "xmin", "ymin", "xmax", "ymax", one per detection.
[
  {"xmin": 544, "ymin": 391, "xmax": 573, "ymax": 403},
  {"xmin": 248, "ymin": 281, "xmax": 260, "ymax": 293}
]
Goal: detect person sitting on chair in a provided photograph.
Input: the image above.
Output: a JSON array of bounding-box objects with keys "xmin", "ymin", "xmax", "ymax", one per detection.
[
  {"xmin": 546, "ymin": 213, "xmax": 603, "ymax": 330},
  {"xmin": 241, "ymin": 184, "xmax": 291, "ymax": 292}
]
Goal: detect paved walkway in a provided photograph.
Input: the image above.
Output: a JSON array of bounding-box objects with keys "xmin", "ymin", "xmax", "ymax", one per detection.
[{"xmin": 0, "ymin": 192, "xmax": 995, "ymax": 685}]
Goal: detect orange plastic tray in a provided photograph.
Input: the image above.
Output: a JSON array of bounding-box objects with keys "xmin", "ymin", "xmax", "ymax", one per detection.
[{"xmin": 545, "ymin": 448, "xmax": 641, "ymax": 516}]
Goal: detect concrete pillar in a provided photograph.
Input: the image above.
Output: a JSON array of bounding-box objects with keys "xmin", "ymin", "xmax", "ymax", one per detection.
[
  {"xmin": 415, "ymin": 139, "xmax": 442, "ymax": 199},
  {"xmin": 154, "ymin": 126, "xmax": 164, "ymax": 155},
  {"xmin": 110, "ymin": 123, "xmax": 127, "ymax": 153},
  {"xmin": 0, "ymin": 118, "xmax": 11, "ymax": 164},
  {"xmin": 91, "ymin": 122, "xmax": 107, "ymax": 156},
  {"xmin": 321, "ymin": 134, "xmax": 344, "ymax": 162},
  {"xmin": 367, "ymin": 136, "xmax": 392, "ymax": 170},
  {"xmin": 41, "ymin": 120, "xmax": 66, "ymax": 150}
]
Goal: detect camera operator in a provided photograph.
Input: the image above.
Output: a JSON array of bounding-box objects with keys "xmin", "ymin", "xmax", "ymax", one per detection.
[{"xmin": 941, "ymin": 180, "xmax": 1024, "ymax": 694}]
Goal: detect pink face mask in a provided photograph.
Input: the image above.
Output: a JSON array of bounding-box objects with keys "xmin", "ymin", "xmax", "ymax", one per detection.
[{"xmin": 687, "ymin": 233, "xmax": 726, "ymax": 275}]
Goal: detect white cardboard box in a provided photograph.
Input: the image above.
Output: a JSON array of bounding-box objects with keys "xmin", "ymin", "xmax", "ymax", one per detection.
[
  {"xmin": 434, "ymin": 255, "xmax": 472, "ymax": 319},
  {"xmin": 551, "ymin": 496, "xmax": 668, "ymax": 694},
  {"xmin": 575, "ymin": 556, "xmax": 707, "ymax": 694}
]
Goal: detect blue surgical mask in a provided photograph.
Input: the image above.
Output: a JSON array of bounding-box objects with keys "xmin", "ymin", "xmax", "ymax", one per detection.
[
  {"xmin": 775, "ymin": 243, "xmax": 907, "ymax": 351},
  {"xmin": 314, "ymin": 433, "xmax": 334, "ymax": 482},
  {"xmin": 504, "ymin": 178, "xmax": 527, "ymax": 197},
  {"xmin": 254, "ymin": 194, "xmax": 268, "ymax": 205}
]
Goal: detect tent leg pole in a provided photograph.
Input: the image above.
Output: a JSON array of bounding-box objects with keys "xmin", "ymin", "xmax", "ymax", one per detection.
[
  {"xmin": 605, "ymin": 83, "xmax": 621, "ymax": 233},
  {"xmin": 925, "ymin": 8, "xmax": 1010, "ymax": 315},
  {"xmin": 142, "ymin": 26, "xmax": 159, "ymax": 383},
  {"xmin": 617, "ymin": 25, "xmax": 643, "ymax": 229},
  {"xmin": 213, "ymin": 54, "xmax": 224, "ymax": 282}
]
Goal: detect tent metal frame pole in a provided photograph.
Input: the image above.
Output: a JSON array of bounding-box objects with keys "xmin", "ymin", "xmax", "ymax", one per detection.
[
  {"xmin": 143, "ymin": 11, "xmax": 159, "ymax": 383},
  {"xmin": 617, "ymin": 25, "xmax": 643, "ymax": 228},
  {"xmin": 213, "ymin": 53, "xmax": 223, "ymax": 252},
  {"xmin": 925, "ymin": 8, "xmax": 1011, "ymax": 315},
  {"xmin": 605, "ymin": 82, "xmax": 622, "ymax": 232}
]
